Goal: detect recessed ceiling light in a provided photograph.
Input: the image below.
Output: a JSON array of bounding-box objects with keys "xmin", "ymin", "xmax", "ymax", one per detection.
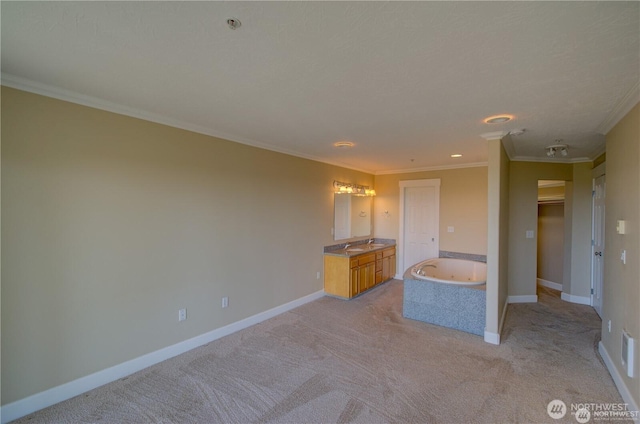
[
  {"xmin": 334, "ymin": 141, "xmax": 354, "ymax": 148},
  {"xmin": 484, "ymin": 115, "xmax": 513, "ymax": 124},
  {"xmin": 451, "ymin": 154, "xmax": 463, "ymax": 158}
]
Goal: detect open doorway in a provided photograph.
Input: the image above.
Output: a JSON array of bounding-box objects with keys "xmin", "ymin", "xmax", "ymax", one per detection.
[{"xmin": 537, "ymin": 180, "xmax": 566, "ymax": 294}]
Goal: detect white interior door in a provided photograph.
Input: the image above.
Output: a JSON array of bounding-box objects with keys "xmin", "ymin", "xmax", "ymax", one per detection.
[
  {"xmin": 399, "ymin": 179, "xmax": 440, "ymax": 275},
  {"xmin": 592, "ymin": 174, "xmax": 605, "ymax": 317}
]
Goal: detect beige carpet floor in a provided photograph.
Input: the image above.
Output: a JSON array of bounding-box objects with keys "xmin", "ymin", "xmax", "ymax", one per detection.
[{"xmin": 13, "ymin": 281, "xmax": 624, "ymax": 423}]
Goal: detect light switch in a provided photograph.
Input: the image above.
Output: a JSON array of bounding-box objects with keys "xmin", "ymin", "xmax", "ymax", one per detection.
[
  {"xmin": 526, "ymin": 230, "xmax": 534, "ymax": 239},
  {"xmin": 617, "ymin": 220, "xmax": 627, "ymax": 235},
  {"xmin": 621, "ymin": 250, "xmax": 626, "ymax": 264},
  {"xmin": 447, "ymin": 226, "xmax": 454, "ymax": 233}
]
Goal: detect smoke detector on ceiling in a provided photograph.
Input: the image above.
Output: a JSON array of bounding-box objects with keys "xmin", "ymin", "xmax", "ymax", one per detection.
[{"xmin": 226, "ymin": 18, "xmax": 241, "ymax": 30}]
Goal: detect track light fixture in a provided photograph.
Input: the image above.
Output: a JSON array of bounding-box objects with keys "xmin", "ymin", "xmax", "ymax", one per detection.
[{"xmin": 545, "ymin": 144, "xmax": 568, "ymax": 158}]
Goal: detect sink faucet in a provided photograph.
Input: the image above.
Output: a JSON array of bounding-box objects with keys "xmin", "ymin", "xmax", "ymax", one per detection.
[
  {"xmin": 368, "ymin": 238, "xmax": 374, "ymax": 245},
  {"xmin": 344, "ymin": 243, "xmax": 351, "ymax": 249}
]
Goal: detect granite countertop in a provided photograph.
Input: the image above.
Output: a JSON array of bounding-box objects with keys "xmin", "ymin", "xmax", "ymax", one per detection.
[{"xmin": 324, "ymin": 243, "xmax": 396, "ymax": 257}]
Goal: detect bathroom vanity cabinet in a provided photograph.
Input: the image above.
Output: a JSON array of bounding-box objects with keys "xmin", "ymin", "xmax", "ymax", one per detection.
[{"xmin": 324, "ymin": 245, "xmax": 396, "ymax": 299}]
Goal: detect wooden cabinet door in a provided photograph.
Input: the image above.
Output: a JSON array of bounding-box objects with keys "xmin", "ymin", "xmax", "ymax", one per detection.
[
  {"xmin": 365, "ymin": 261, "xmax": 376, "ymax": 290},
  {"xmin": 356, "ymin": 262, "xmax": 371, "ymax": 292},
  {"xmin": 358, "ymin": 265, "xmax": 367, "ymax": 292},
  {"xmin": 350, "ymin": 266, "xmax": 360, "ymax": 297},
  {"xmin": 382, "ymin": 256, "xmax": 390, "ymax": 281}
]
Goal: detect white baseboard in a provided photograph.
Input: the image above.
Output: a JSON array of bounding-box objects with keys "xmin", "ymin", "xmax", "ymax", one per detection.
[
  {"xmin": 537, "ymin": 278, "xmax": 563, "ymax": 291},
  {"xmin": 484, "ymin": 298, "xmax": 509, "ymax": 346},
  {"xmin": 561, "ymin": 292, "xmax": 591, "ymax": 306},
  {"xmin": 484, "ymin": 330, "xmax": 500, "ymax": 345},
  {"xmin": 508, "ymin": 295, "xmax": 538, "ymax": 303},
  {"xmin": 0, "ymin": 290, "xmax": 326, "ymax": 424},
  {"xmin": 598, "ymin": 341, "xmax": 640, "ymax": 413}
]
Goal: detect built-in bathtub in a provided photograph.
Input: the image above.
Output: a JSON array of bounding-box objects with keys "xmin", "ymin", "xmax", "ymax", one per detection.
[
  {"xmin": 410, "ymin": 258, "xmax": 486, "ymax": 285},
  {"xmin": 403, "ymin": 258, "xmax": 486, "ymax": 336}
]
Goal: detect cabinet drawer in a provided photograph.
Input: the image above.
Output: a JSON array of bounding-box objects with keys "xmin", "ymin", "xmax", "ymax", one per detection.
[
  {"xmin": 382, "ymin": 248, "xmax": 395, "ymax": 258},
  {"xmin": 350, "ymin": 258, "xmax": 359, "ymax": 268},
  {"xmin": 376, "ymin": 252, "xmax": 383, "ymax": 260},
  {"xmin": 358, "ymin": 253, "xmax": 376, "ymax": 266}
]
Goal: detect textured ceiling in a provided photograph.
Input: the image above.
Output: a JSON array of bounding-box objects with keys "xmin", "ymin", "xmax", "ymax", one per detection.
[{"xmin": 2, "ymin": 1, "xmax": 639, "ymax": 173}]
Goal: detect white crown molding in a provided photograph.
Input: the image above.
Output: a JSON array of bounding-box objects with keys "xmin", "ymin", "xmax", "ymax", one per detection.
[
  {"xmin": 596, "ymin": 81, "xmax": 640, "ymax": 135},
  {"xmin": 480, "ymin": 131, "xmax": 509, "ymax": 141},
  {"xmin": 375, "ymin": 161, "xmax": 488, "ymax": 176},
  {"xmin": 590, "ymin": 144, "xmax": 607, "ymax": 161},
  {"xmin": 0, "ymin": 73, "xmax": 375, "ymax": 175},
  {"xmin": 509, "ymin": 155, "xmax": 593, "ymax": 164}
]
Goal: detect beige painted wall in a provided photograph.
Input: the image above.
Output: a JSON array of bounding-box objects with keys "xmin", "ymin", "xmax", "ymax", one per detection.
[
  {"xmin": 485, "ymin": 138, "xmax": 510, "ymax": 338},
  {"xmin": 373, "ymin": 166, "xmax": 488, "ymax": 261},
  {"xmin": 602, "ymin": 102, "xmax": 639, "ymax": 406},
  {"xmin": 507, "ymin": 162, "xmax": 592, "ymax": 298},
  {"xmin": 1, "ymin": 87, "xmax": 374, "ymax": 404},
  {"xmin": 537, "ymin": 203, "xmax": 564, "ymax": 285}
]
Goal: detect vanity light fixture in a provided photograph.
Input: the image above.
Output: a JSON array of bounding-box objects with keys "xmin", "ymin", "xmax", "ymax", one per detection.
[
  {"xmin": 545, "ymin": 143, "xmax": 568, "ymax": 158},
  {"xmin": 450, "ymin": 154, "xmax": 463, "ymax": 158},
  {"xmin": 334, "ymin": 141, "xmax": 354, "ymax": 148},
  {"xmin": 333, "ymin": 180, "xmax": 376, "ymax": 196},
  {"xmin": 484, "ymin": 114, "xmax": 513, "ymax": 124}
]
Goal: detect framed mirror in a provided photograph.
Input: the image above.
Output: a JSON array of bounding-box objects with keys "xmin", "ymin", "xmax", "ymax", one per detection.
[{"xmin": 334, "ymin": 194, "xmax": 372, "ymax": 240}]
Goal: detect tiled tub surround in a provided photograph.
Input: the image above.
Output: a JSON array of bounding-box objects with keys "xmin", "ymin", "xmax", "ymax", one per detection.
[
  {"xmin": 324, "ymin": 238, "xmax": 396, "ymax": 255},
  {"xmin": 439, "ymin": 250, "xmax": 487, "ymax": 263},
  {"xmin": 403, "ymin": 267, "xmax": 486, "ymax": 336}
]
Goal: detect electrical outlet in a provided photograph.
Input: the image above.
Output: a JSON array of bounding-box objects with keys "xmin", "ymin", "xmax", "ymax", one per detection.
[
  {"xmin": 317, "ymin": 271, "xmax": 321, "ymax": 279},
  {"xmin": 178, "ymin": 308, "xmax": 187, "ymax": 322},
  {"xmin": 221, "ymin": 297, "xmax": 228, "ymax": 308},
  {"xmin": 608, "ymin": 320, "xmax": 612, "ymax": 333}
]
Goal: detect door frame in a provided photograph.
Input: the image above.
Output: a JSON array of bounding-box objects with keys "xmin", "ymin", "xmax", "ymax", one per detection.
[
  {"xmin": 591, "ymin": 163, "xmax": 606, "ymax": 316},
  {"xmin": 398, "ymin": 178, "xmax": 440, "ymax": 278}
]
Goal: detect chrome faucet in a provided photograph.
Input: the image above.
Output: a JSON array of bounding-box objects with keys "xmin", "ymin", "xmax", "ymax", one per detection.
[
  {"xmin": 344, "ymin": 243, "xmax": 351, "ymax": 250},
  {"xmin": 368, "ymin": 238, "xmax": 374, "ymax": 245}
]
